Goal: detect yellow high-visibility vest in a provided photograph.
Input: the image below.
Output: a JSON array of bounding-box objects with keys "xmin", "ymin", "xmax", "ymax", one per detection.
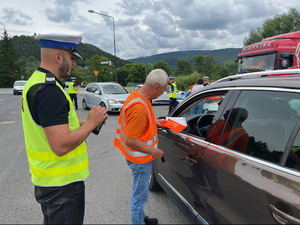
[
  {"xmin": 22, "ymin": 71, "xmax": 89, "ymax": 186},
  {"xmin": 68, "ymin": 82, "xmax": 77, "ymax": 94},
  {"xmin": 169, "ymin": 82, "xmax": 177, "ymax": 98}
]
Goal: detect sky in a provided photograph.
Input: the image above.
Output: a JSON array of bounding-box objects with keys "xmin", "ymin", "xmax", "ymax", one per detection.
[{"xmin": 1, "ymin": 0, "xmax": 300, "ymax": 60}]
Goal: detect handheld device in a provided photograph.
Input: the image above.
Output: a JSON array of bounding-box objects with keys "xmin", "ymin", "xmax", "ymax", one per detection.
[{"xmin": 92, "ymin": 118, "xmax": 107, "ymax": 135}]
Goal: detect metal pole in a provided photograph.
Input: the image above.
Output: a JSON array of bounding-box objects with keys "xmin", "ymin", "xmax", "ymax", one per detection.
[{"xmin": 89, "ymin": 10, "xmax": 118, "ymax": 83}]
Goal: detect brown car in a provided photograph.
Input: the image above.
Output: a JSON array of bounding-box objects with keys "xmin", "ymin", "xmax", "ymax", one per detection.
[{"xmin": 150, "ymin": 69, "xmax": 300, "ymax": 224}]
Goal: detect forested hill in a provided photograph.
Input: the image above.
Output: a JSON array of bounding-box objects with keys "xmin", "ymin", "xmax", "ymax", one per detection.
[
  {"xmin": 129, "ymin": 48, "xmax": 241, "ymax": 71},
  {"xmin": 11, "ymin": 35, "xmax": 241, "ymax": 71},
  {"xmin": 10, "ymin": 35, "xmax": 129, "ymax": 68}
]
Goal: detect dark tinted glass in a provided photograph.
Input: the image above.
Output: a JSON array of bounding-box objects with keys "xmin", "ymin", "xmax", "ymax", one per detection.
[{"xmin": 217, "ymin": 90, "xmax": 299, "ymax": 164}]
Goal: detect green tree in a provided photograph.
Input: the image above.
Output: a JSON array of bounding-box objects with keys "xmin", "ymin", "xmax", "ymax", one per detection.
[
  {"xmin": 116, "ymin": 68, "xmax": 129, "ymax": 86},
  {"xmin": 152, "ymin": 61, "xmax": 172, "ymax": 76},
  {"xmin": 175, "ymin": 59, "xmax": 193, "ymax": 75},
  {"xmin": 0, "ymin": 29, "xmax": 24, "ymax": 87},
  {"xmin": 194, "ymin": 55, "xmax": 214, "ymax": 76},
  {"xmin": 223, "ymin": 61, "xmax": 238, "ymax": 76},
  {"xmin": 87, "ymin": 55, "xmax": 114, "ymax": 82},
  {"xmin": 123, "ymin": 63, "xmax": 147, "ymax": 85},
  {"xmin": 244, "ymin": 8, "xmax": 300, "ymax": 46}
]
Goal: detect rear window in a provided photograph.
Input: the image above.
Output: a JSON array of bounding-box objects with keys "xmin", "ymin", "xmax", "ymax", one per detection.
[{"xmin": 101, "ymin": 84, "xmax": 128, "ymax": 94}]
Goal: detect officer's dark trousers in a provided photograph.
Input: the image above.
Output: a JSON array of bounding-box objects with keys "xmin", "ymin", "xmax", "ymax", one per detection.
[
  {"xmin": 169, "ymin": 97, "xmax": 178, "ymax": 113},
  {"xmin": 69, "ymin": 93, "xmax": 78, "ymax": 109},
  {"xmin": 35, "ymin": 181, "xmax": 85, "ymax": 224}
]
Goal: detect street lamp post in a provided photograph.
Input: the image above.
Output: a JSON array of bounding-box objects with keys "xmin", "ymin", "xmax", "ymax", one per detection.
[{"xmin": 88, "ymin": 9, "xmax": 117, "ymax": 83}]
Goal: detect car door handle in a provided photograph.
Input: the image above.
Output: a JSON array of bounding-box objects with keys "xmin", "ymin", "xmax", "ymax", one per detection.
[
  {"xmin": 269, "ymin": 204, "xmax": 300, "ymax": 224},
  {"xmin": 184, "ymin": 156, "xmax": 197, "ymax": 166}
]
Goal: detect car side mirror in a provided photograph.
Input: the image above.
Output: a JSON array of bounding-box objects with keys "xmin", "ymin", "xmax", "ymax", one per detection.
[{"xmin": 94, "ymin": 91, "xmax": 100, "ymax": 95}]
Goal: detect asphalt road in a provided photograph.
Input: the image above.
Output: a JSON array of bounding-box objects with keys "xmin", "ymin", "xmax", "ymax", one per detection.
[{"xmin": 0, "ymin": 88, "xmax": 190, "ymax": 224}]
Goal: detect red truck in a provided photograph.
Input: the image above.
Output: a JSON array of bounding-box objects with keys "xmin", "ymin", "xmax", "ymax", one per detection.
[{"xmin": 237, "ymin": 31, "xmax": 300, "ymax": 74}]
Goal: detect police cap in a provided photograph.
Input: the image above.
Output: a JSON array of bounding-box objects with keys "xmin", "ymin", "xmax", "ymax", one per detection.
[{"xmin": 35, "ymin": 33, "xmax": 83, "ymax": 59}]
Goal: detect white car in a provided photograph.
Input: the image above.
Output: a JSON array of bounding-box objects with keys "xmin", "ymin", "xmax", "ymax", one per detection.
[
  {"xmin": 135, "ymin": 84, "xmax": 186, "ymax": 104},
  {"xmin": 13, "ymin": 80, "xmax": 27, "ymax": 95},
  {"xmin": 135, "ymin": 84, "xmax": 169, "ymax": 104},
  {"xmin": 82, "ymin": 82, "xmax": 130, "ymax": 112}
]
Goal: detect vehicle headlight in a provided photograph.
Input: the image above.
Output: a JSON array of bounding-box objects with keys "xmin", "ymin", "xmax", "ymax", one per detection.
[{"xmin": 108, "ymin": 99, "xmax": 118, "ymax": 104}]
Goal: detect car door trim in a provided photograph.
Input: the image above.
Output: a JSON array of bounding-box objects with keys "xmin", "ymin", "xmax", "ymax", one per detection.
[
  {"xmin": 207, "ymin": 142, "xmax": 300, "ymax": 177},
  {"xmin": 156, "ymin": 172, "xmax": 208, "ymax": 224}
]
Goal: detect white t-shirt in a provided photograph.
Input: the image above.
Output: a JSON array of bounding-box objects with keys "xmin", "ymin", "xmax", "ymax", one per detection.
[{"xmin": 191, "ymin": 85, "xmax": 203, "ymax": 94}]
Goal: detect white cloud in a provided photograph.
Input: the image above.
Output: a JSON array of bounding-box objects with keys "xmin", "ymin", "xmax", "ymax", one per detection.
[{"xmin": 1, "ymin": 0, "xmax": 300, "ymax": 59}]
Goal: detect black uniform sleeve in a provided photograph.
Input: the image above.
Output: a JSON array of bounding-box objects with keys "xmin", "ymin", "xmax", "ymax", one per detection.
[
  {"xmin": 34, "ymin": 85, "xmax": 69, "ymax": 127},
  {"xmin": 171, "ymin": 84, "xmax": 175, "ymax": 92}
]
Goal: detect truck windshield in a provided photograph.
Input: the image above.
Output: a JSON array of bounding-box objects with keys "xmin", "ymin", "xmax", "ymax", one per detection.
[{"xmin": 238, "ymin": 53, "xmax": 276, "ymax": 74}]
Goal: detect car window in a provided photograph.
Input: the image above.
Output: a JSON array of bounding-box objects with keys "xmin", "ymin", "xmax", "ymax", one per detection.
[
  {"xmin": 102, "ymin": 84, "xmax": 128, "ymax": 94},
  {"xmin": 86, "ymin": 84, "xmax": 94, "ymax": 92},
  {"xmin": 285, "ymin": 129, "xmax": 300, "ymax": 172},
  {"xmin": 210, "ymin": 90, "xmax": 300, "ymax": 164},
  {"xmin": 179, "ymin": 94, "xmax": 226, "ymax": 137},
  {"xmin": 94, "ymin": 85, "xmax": 101, "ymax": 93}
]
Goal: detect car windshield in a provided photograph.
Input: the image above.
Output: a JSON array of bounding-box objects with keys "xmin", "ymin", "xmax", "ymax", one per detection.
[
  {"xmin": 14, "ymin": 81, "xmax": 26, "ymax": 86},
  {"xmin": 238, "ymin": 53, "xmax": 276, "ymax": 74},
  {"xmin": 101, "ymin": 84, "xmax": 128, "ymax": 94}
]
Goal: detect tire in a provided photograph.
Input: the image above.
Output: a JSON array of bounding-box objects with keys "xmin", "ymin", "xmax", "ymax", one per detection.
[
  {"xmin": 149, "ymin": 164, "xmax": 162, "ymax": 191},
  {"xmin": 13, "ymin": 90, "xmax": 16, "ymax": 95},
  {"xmin": 82, "ymin": 99, "xmax": 89, "ymax": 110},
  {"xmin": 100, "ymin": 102, "xmax": 106, "ymax": 109}
]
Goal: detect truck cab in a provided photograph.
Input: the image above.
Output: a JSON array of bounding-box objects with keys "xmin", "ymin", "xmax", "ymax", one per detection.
[{"xmin": 237, "ymin": 31, "xmax": 300, "ymax": 74}]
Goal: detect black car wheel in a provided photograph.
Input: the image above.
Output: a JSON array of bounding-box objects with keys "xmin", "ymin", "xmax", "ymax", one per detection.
[
  {"xmin": 100, "ymin": 102, "xmax": 106, "ymax": 109},
  {"xmin": 149, "ymin": 164, "xmax": 162, "ymax": 191},
  {"xmin": 82, "ymin": 99, "xmax": 89, "ymax": 110}
]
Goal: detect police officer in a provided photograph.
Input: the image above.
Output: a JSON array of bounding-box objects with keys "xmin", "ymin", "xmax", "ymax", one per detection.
[
  {"xmin": 21, "ymin": 33, "xmax": 108, "ymax": 224},
  {"xmin": 68, "ymin": 77, "xmax": 80, "ymax": 110},
  {"xmin": 167, "ymin": 77, "xmax": 178, "ymax": 113},
  {"xmin": 203, "ymin": 76, "xmax": 210, "ymax": 86}
]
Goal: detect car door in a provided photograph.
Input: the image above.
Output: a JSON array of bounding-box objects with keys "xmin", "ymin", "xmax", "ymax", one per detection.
[
  {"xmin": 156, "ymin": 89, "xmax": 232, "ymax": 223},
  {"xmin": 91, "ymin": 84, "xmax": 100, "ymax": 106},
  {"xmin": 84, "ymin": 84, "xmax": 94, "ymax": 107},
  {"xmin": 198, "ymin": 88, "xmax": 300, "ymax": 224}
]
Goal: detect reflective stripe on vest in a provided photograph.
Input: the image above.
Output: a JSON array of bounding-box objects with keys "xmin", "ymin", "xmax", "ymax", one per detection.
[
  {"xmin": 22, "ymin": 71, "xmax": 88, "ymax": 186},
  {"xmin": 114, "ymin": 92, "xmax": 157, "ymax": 163},
  {"xmin": 68, "ymin": 82, "xmax": 77, "ymax": 94}
]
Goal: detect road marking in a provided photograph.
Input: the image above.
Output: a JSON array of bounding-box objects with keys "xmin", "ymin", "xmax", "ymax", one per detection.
[{"xmin": 0, "ymin": 121, "xmax": 16, "ymax": 124}]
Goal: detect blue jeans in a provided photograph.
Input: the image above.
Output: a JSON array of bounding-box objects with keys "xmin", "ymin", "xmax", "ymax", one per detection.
[{"xmin": 126, "ymin": 160, "xmax": 153, "ymax": 225}]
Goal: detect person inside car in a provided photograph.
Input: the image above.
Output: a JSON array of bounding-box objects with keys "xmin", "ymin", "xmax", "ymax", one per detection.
[{"xmin": 206, "ymin": 107, "xmax": 250, "ymax": 153}]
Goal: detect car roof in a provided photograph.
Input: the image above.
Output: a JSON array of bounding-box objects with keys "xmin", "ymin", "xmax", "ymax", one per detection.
[{"xmin": 204, "ymin": 76, "xmax": 300, "ymax": 91}]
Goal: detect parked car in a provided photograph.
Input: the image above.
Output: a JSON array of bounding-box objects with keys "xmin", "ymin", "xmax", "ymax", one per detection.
[
  {"xmin": 64, "ymin": 81, "xmax": 70, "ymax": 88},
  {"xmin": 13, "ymin": 80, "xmax": 27, "ymax": 95},
  {"xmin": 134, "ymin": 84, "xmax": 185, "ymax": 104},
  {"xmin": 150, "ymin": 69, "xmax": 300, "ymax": 224},
  {"xmin": 82, "ymin": 82, "xmax": 130, "ymax": 112}
]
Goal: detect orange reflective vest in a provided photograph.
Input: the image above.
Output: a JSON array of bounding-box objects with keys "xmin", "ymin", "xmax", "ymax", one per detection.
[{"xmin": 113, "ymin": 91, "xmax": 158, "ymax": 164}]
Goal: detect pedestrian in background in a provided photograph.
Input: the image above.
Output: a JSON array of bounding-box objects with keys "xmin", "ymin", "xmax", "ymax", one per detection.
[
  {"xmin": 167, "ymin": 77, "xmax": 178, "ymax": 113},
  {"xmin": 191, "ymin": 78, "xmax": 204, "ymax": 94},
  {"xmin": 21, "ymin": 33, "xmax": 107, "ymax": 224},
  {"xmin": 114, "ymin": 69, "xmax": 168, "ymax": 225},
  {"xmin": 190, "ymin": 78, "xmax": 204, "ymax": 114},
  {"xmin": 203, "ymin": 76, "xmax": 210, "ymax": 86},
  {"xmin": 68, "ymin": 77, "xmax": 80, "ymax": 110}
]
